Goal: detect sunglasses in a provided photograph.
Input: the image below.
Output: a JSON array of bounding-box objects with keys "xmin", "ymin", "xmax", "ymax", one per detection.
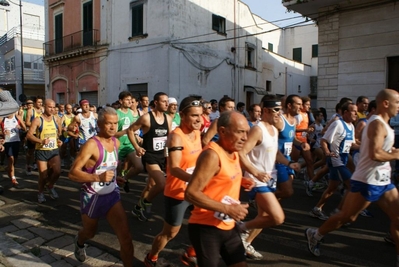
[
  {"xmin": 269, "ymin": 107, "xmax": 281, "ymax": 113},
  {"xmin": 205, "ymin": 106, "xmax": 212, "ymax": 109},
  {"xmin": 181, "ymin": 100, "xmax": 202, "ymax": 112}
]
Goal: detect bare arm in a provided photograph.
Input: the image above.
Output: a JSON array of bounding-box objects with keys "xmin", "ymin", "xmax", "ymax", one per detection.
[
  {"xmin": 16, "ymin": 115, "xmax": 26, "ymax": 132},
  {"xmin": 202, "ymin": 119, "xmax": 217, "ymax": 147},
  {"xmin": 68, "ymin": 139, "xmax": 115, "ymax": 183},
  {"xmin": 185, "ymin": 149, "xmax": 248, "ymax": 221},
  {"xmin": 238, "ymin": 126, "xmax": 263, "ymax": 177},
  {"xmin": 355, "ymin": 120, "xmax": 366, "ymax": 142},
  {"xmin": 127, "ymin": 114, "xmax": 149, "ymax": 152},
  {"xmin": 368, "ymin": 119, "xmax": 399, "ymax": 161},
  {"xmin": 167, "ymin": 132, "xmax": 191, "ymax": 182},
  {"xmin": 25, "ymin": 109, "xmax": 33, "ymax": 127},
  {"xmin": 27, "ymin": 118, "xmax": 46, "ymax": 145}
]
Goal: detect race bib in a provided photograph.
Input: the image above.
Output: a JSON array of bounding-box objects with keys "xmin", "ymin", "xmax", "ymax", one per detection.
[
  {"xmin": 302, "ymin": 132, "xmax": 307, "ymax": 137},
  {"xmin": 342, "ymin": 140, "xmax": 352, "ymax": 154},
  {"xmin": 214, "ymin": 195, "xmax": 240, "ymax": 222},
  {"xmin": 186, "ymin": 167, "xmax": 195, "ymax": 174},
  {"xmin": 153, "ymin": 136, "xmax": 167, "ymax": 151},
  {"xmin": 267, "ymin": 170, "xmax": 278, "ymax": 189},
  {"xmin": 42, "ymin": 138, "xmax": 56, "ymax": 149},
  {"xmin": 376, "ymin": 168, "xmax": 390, "ymax": 183},
  {"xmin": 284, "ymin": 142, "xmax": 293, "ymax": 156}
]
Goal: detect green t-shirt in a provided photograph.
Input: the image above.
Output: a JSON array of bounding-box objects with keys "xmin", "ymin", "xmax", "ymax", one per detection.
[
  {"xmin": 166, "ymin": 112, "xmax": 181, "ymax": 130},
  {"xmin": 116, "ymin": 109, "xmax": 140, "ymax": 148}
]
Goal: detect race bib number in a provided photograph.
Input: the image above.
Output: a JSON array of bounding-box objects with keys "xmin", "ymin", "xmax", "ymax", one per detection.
[
  {"xmin": 186, "ymin": 167, "xmax": 195, "ymax": 174},
  {"xmin": 43, "ymin": 139, "xmax": 56, "ymax": 149},
  {"xmin": 342, "ymin": 140, "xmax": 352, "ymax": 154},
  {"xmin": 214, "ymin": 195, "xmax": 240, "ymax": 222},
  {"xmin": 153, "ymin": 136, "xmax": 167, "ymax": 151},
  {"xmin": 376, "ymin": 168, "xmax": 390, "ymax": 183},
  {"xmin": 284, "ymin": 142, "xmax": 293, "ymax": 156},
  {"xmin": 267, "ymin": 170, "xmax": 278, "ymax": 189}
]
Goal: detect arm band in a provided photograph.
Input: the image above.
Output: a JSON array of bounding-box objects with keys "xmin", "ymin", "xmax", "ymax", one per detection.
[{"xmin": 169, "ymin": 146, "xmax": 184, "ymax": 152}]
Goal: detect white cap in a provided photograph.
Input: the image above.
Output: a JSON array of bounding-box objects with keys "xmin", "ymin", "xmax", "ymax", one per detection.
[{"xmin": 168, "ymin": 97, "xmax": 177, "ymax": 104}]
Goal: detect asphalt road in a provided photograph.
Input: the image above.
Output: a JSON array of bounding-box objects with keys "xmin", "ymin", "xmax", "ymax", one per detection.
[{"xmin": 0, "ymin": 160, "xmax": 396, "ymax": 267}]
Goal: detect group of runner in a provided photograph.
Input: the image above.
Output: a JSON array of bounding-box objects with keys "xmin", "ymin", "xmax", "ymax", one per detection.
[{"xmin": 1, "ymin": 87, "xmax": 399, "ymax": 267}]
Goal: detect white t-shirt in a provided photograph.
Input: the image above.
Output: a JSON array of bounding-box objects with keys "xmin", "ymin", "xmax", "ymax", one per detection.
[
  {"xmin": 209, "ymin": 110, "xmax": 220, "ymax": 122},
  {"xmin": 322, "ymin": 119, "xmax": 355, "ymax": 167}
]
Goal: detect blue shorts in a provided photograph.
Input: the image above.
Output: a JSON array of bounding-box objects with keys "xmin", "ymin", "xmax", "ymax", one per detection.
[
  {"xmin": 4, "ymin": 142, "xmax": 20, "ymax": 157},
  {"xmin": 276, "ymin": 163, "xmax": 294, "ymax": 183},
  {"xmin": 80, "ymin": 189, "xmax": 121, "ymax": 219},
  {"xmin": 326, "ymin": 157, "xmax": 352, "ymax": 181},
  {"xmin": 350, "ymin": 180, "xmax": 395, "ymax": 202},
  {"xmin": 248, "ymin": 186, "xmax": 275, "ymax": 200},
  {"xmin": 59, "ymin": 135, "xmax": 71, "ymax": 144}
]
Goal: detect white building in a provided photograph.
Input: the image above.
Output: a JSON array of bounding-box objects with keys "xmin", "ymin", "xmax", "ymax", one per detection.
[
  {"xmin": 101, "ymin": 0, "xmax": 318, "ymax": 106},
  {"xmin": 0, "ymin": 0, "xmax": 45, "ymax": 100},
  {"xmin": 284, "ymin": 0, "xmax": 399, "ymax": 115}
]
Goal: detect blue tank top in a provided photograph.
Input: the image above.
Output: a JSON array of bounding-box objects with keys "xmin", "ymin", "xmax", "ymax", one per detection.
[
  {"xmin": 278, "ymin": 115, "xmax": 296, "ymax": 160},
  {"xmin": 337, "ymin": 119, "xmax": 354, "ymax": 165}
]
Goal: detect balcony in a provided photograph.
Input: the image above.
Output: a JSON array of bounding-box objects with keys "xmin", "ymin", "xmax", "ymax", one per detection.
[
  {"xmin": 283, "ymin": 0, "xmax": 342, "ymax": 19},
  {"xmin": 43, "ymin": 29, "xmax": 100, "ymax": 61},
  {"xmin": 0, "ymin": 70, "xmax": 44, "ymax": 84}
]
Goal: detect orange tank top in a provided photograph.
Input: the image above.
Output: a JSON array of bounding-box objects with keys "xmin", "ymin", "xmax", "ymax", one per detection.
[
  {"xmin": 296, "ymin": 111, "xmax": 309, "ymax": 143},
  {"xmin": 164, "ymin": 128, "xmax": 202, "ymax": 200},
  {"xmin": 188, "ymin": 142, "xmax": 242, "ymax": 230}
]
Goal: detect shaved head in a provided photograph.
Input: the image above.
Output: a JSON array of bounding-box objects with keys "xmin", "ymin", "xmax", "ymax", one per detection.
[
  {"xmin": 44, "ymin": 99, "xmax": 55, "ymax": 106},
  {"xmin": 376, "ymin": 89, "xmax": 398, "ymax": 104}
]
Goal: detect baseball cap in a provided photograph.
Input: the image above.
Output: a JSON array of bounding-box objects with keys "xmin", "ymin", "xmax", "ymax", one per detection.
[
  {"xmin": 168, "ymin": 97, "xmax": 178, "ymax": 104},
  {"xmin": 262, "ymin": 98, "xmax": 281, "ymax": 108},
  {"xmin": 210, "ymin": 99, "xmax": 217, "ymax": 104}
]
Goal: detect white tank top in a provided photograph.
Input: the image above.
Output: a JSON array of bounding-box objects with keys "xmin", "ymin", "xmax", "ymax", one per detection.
[
  {"xmin": 2, "ymin": 116, "xmax": 20, "ymax": 143},
  {"xmin": 351, "ymin": 115, "xmax": 394, "ymax": 185},
  {"xmin": 244, "ymin": 122, "xmax": 278, "ymax": 188},
  {"xmin": 78, "ymin": 112, "xmax": 97, "ymax": 143}
]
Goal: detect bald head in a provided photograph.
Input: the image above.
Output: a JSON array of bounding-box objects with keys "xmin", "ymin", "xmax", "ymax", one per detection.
[
  {"xmin": 376, "ymin": 89, "xmax": 398, "ymax": 103},
  {"xmin": 44, "ymin": 99, "xmax": 55, "ymax": 107}
]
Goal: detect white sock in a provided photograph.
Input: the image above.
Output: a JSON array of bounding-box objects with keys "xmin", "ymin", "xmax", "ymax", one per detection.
[{"xmin": 314, "ymin": 229, "xmax": 324, "ymax": 241}]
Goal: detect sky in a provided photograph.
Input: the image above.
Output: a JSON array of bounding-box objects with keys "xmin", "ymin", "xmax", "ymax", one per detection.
[{"xmin": 24, "ymin": 0, "xmax": 303, "ymax": 27}]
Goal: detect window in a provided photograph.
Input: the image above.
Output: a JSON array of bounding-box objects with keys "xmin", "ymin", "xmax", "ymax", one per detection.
[
  {"xmin": 312, "ymin": 44, "xmax": 318, "ymax": 58},
  {"xmin": 10, "ymin": 57, "xmax": 15, "ymax": 71},
  {"xmin": 80, "ymin": 91, "xmax": 98, "ymax": 106},
  {"xmin": 131, "ymin": 2, "xmax": 144, "ymax": 37},
  {"xmin": 388, "ymin": 56, "xmax": 399, "ymax": 91},
  {"xmin": 293, "ymin": 47, "xmax": 302, "ymax": 63},
  {"xmin": 128, "ymin": 83, "xmax": 148, "ymax": 99},
  {"xmin": 246, "ymin": 43, "xmax": 255, "ymax": 69},
  {"xmin": 212, "ymin": 14, "xmax": 226, "ymax": 34},
  {"xmin": 33, "ymin": 63, "xmax": 38, "ymax": 69},
  {"xmin": 24, "ymin": 62, "xmax": 32, "ymax": 69},
  {"xmin": 83, "ymin": 1, "xmax": 93, "ymax": 46},
  {"xmin": 55, "ymin": 13, "xmax": 63, "ymax": 53},
  {"xmin": 266, "ymin": 80, "xmax": 272, "ymax": 92},
  {"xmin": 57, "ymin": 93, "xmax": 65, "ymax": 105},
  {"xmin": 268, "ymin": 43, "xmax": 273, "ymax": 52}
]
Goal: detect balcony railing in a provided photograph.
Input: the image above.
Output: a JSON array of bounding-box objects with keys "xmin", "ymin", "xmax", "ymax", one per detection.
[{"xmin": 43, "ymin": 29, "xmax": 99, "ymax": 57}]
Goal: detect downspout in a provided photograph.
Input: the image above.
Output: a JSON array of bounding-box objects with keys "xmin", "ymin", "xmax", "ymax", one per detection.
[{"xmin": 233, "ymin": 0, "xmax": 236, "ymax": 98}]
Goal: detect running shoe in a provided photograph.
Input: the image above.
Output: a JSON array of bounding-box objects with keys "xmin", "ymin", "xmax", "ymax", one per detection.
[
  {"xmin": 359, "ymin": 209, "xmax": 373, "ymax": 218},
  {"xmin": 38, "ymin": 193, "xmax": 46, "ymax": 203},
  {"xmin": 305, "ymin": 228, "xmax": 321, "ymax": 256},
  {"xmin": 131, "ymin": 205, "xmax": 148, "ymax": 221},
  {"xmin": 140, "ymin": 198, "xmax": 152, "ymax": 218},
  {"xmin": 244, "ymin": 243, "xmax": 263, "ymax": 260},
  {"xmin": 309, "ymin": 208, "xmax": 329, "ymax": 220},
  {"xmin": 143, "ymin": 253, "xmax": 157, "ymax": 267},
  {"xmin": 11, "ymin": 178, "xmax": 19, "ymax": 187},
  {"xmin": 48, "ymin": 187, "xmax": 59, "ymax": 199},
  {"xmin": 181, "ymin": 246, "xmax": 198, "ymax": 267},
  {"xmin": 312, "ymin": 182, "xmax": 326, "ymax": 191},
  {"xmin": 304, "ymin": 181, "xmax": 313, "ymax": 197},
  {"xmin": 240, "ymin": 232, "xmax": 249, "ymax": 243},
  {"xmin": 384, "ymin": 232, "xmax": 395, "ymax": 245},
  {"xmin": 74, "ymin": 235, "xmax": 87, "ymax": 262},
  {"xmin": 32, "ymin": 164, "xmax": 38, "ymax": 171}
]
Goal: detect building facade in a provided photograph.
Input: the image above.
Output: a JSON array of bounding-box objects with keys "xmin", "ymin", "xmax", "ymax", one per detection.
[
  {"xmin": 45, "ymin": 0, "xmax": 318, "ymax": 106},
  {"xmin": 0, "ymin": 0, "xmax": 45, "ymax": 100},
  {"xmin": 284, "ymin": 0, "xmax": 399, "ymax": 115}
]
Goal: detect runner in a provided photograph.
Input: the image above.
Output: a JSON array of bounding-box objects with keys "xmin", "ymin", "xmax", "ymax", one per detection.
[
  {"xmin": 209, "ymin": 99, "xmax": 219, "ymax": 122},
  {"xmin": 68, "ymin": 107, "xmax": 134, "ymax": 266},
  {"xmin": 127, "ymin": 92, "xmax": 172, "ymax": 221},
  {"xmin": 308, "ymin": 102, "xmax": 359, "ymax": 220},
  {"xmin": 25, "ymin": 96, "xmax": 44, "ymax": 175},
  {"xmin": 274, "ymin": 94, "xmax": 309, "ymax": 199},
  {"xmin": 139, "ymin": 95, "xmax": 151, "ymax": 114},
  {"xmin": 166, "ymin": 97, "xmax": 180, "ymax": 130},
  {"xmin": 115, "ymin": 91, "xmax": 143, "ymax": 192},
  {"xmin": 185, "ymin": 111, "xmax": 254, "ymax": 267},
  {"xmin": 68, "ymin": 99, "xmax": 98, "ymax": 151},
  {"xmin": 238, "ymin": 97, "xmax": 300, "ymax": 260},
  {"xmin": 144, "ymin": 96, "xmax": 202, "ymax": 267},
  {"xmin": 27, "ymin": 99, "xmax": 62, "ymax": 203},
  {"xmin": 305, "ymin": 89, "xmax": 399, "ymax": 264},
  {"xmin": 60, "ymin": 104, "xmax": 76, "ymax": 167},
  {"xmin": 1, "ymin": 112, "xmax": 26, "ymax": 186},
  {"xmin": 199, "ymin": 101, "xmax": 212, "ymax": 136},
  {"xmin": 247, "ymin": 104, "xmax": 261, "ymax": 127}
]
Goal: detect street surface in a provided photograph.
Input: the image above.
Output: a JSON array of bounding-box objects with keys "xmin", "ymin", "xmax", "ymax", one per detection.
[{"xmin": 0, "ymin": 158, "xmax": 396, "ymax": 266}]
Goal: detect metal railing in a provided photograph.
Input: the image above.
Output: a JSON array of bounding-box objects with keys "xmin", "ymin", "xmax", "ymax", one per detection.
[
  {"xmin": 43, "ymin": 29, "xmax": 99, "ymax": 57},
  {"xmin": 0, "ymin": 26, "xmax": 45, "ymax": 47},
  {"xmin": 0, "ymin": 70, "xmax": 44, "ymax": 83}
]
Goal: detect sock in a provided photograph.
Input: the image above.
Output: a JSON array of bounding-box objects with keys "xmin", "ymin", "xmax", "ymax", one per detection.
[
  {"xmin": 314, "ymin": 229, "xmax": 324, "ymax": 241},
  {"xmin": 148, "ymin": 253, "xmax": 157, "ymax": 262}
]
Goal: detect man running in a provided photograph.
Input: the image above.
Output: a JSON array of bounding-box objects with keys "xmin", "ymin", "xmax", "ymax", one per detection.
[
  {"xmin": 60, "ymin": 104, "xmax": 75, "ymax": 166},
  {"xmin": 68, "ymin": 107, "xmax": 134, "ymax": 266},
  {"xmin": 305, "ymin": 89, "xmax": 399, "ymax": 263},
  {"xmin": 27, "ymin": 99, "xmax": 62, "ymax": 203},
  {"xmin": 185, "ymin": 111, "xmax": 254, "ymax": 267},
  {"xmin": 144, "ymin": 97, "xmax": 203, "ymax": 267},
  {"xmin": 166, "ymin": 97, "xmax": 180, "ymax": 131},
  {"xmin": 127, "ymin": 92, "xmax": 172, "ymax": 221},
  {"xmin": 115, "ymin": 91, "xmax": 143, "ymax": 191},
  {"xmin": 139, "ymin": 95, "xmax": 151, "ymax": 114},
  {"xmin": 238, "ymin": 97, "xmax": 300, "ymax": 260}
]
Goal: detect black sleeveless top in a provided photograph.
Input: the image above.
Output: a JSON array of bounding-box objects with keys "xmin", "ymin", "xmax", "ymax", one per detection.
[{"xmin": 142, "ymin": 112, "xmax": 169, "ymax": 155}]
